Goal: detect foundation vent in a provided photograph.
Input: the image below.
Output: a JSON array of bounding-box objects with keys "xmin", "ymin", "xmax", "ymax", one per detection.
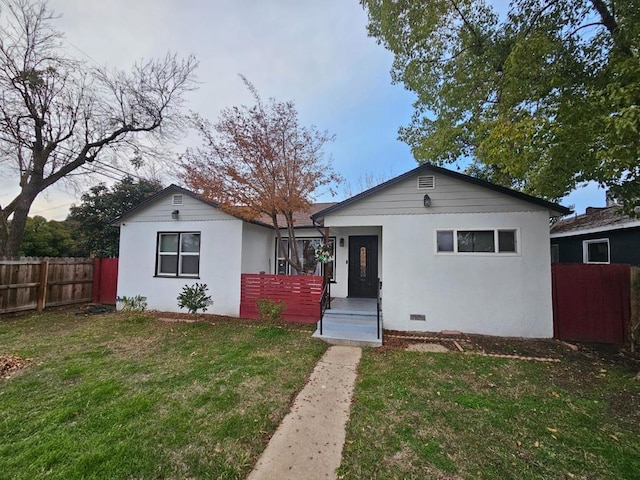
[{"xmin": 410, "ymin": 314, "xmax": 426, "ymax": 321}]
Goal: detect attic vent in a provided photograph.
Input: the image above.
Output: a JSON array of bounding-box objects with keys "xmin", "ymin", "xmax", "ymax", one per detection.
[
  {"xmin": 417, "ymin": 175, "xmax": 435, "ymax": 190},
  {"xmin": 172, "ymin": 194, "xmax": 183, "ymax": 206},
  {"xmin": 410, "ymin": 314, "xmax": 426, "ymax": 321}
]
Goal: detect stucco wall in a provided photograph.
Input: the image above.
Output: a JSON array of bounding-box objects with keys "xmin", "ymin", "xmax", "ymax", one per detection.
[
  {"xmin": 241, "ymin": 223, "xmax": 273, "ymax": 273},
  {"xmin": 117, "ymin": 218, "xmax": 244, "ymax": 316},
  {"xmin": 325, "ymin": 211, "xmax": 553, "ymax": 338}
]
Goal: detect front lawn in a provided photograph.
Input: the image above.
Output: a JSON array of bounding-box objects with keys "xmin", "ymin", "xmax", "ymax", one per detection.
[
  {"xmin": 339, "ymin": 346, "xmax": 640, "ymax": 479},
  {"xmin": 0, "ymin": 311, "xmax": 326, "ymax": 479}
]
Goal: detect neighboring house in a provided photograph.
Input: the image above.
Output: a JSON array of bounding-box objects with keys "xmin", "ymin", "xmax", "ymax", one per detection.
[
  {"xmin": 115, "ymin": 163, "xmax": 570, "ymax": 338},
  {"xmin": 550, "ymin": 206, "xmax": 640, "ymax": 266}
]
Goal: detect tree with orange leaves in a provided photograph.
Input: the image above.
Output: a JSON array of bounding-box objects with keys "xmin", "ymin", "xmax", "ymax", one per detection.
[{"xmin": 180, "ymin": 77, "xmax": 340, "ymax": 273}]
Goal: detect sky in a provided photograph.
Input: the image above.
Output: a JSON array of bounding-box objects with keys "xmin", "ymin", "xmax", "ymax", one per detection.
[{"xmin": 1, "ymin": 0, "xmax": 604, "ymax": 221}]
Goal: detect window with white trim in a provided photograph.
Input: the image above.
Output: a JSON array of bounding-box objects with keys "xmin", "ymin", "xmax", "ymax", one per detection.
[
  {"xmin": 276, "ymin": 237, "xmax": 335, "ymax": 280},
  {"xmin": 157, "ymin": 232, "xmax": 200, "ymax": 276},
  {"xmin": 172, "ymin": 194, "xmax": 183, "ymax": 206},
  {"xmin": 436, "ymin": 229, "xmax": 518, "ymax": 254},
  {"xmin": 583, "ymin": 238, "xmax": 609, "ymax": 264}
]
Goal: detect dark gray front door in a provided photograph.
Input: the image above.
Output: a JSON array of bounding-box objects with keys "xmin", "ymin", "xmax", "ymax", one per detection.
[{"xmin": 348, "ymin": 235, "xmax": 378, "ymax": 298}]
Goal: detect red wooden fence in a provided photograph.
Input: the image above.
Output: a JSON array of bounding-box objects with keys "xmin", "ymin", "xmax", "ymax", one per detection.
[
  {"xmin": 92, "ymin": 258, "xmax": 119, "ymax": 305},
  {"xmin": 240, "ymin": 274, "xmax": 323, "ymax": 323},
  {"xmin": 552, "ymin": 264, "xmax": 630, "ymax": 344}
]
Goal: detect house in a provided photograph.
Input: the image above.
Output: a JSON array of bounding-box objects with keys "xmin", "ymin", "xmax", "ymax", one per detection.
[
  {"xmin": 115, "ymin": 163, "xmax": 570, "ymax": 339},
  {"xmin": 550, "ymin": 205, "xmax": 640, "ymax": 266}
]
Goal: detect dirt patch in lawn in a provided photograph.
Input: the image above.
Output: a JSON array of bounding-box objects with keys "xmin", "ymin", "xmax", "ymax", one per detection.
[
  {"xmin": 383, "ymin": 330, "xmax": 640, "ymax": 373},
  {"xmin": 1, "ymin": 354, "xmax": 28, "ymax": 378}
]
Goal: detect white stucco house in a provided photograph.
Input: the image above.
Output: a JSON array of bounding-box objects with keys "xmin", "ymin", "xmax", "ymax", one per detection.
[{"xmin": 115, "ymin": 163, "xmax": 570, "ymax": 339}]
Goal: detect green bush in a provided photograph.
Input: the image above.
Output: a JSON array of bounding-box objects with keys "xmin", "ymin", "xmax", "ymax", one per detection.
[
  {"xmin": 256, "ymin": 298, "xmax": 285, "ymax": 321},
  {"xmin": 177, "ymin": 283, "xmax": 212, "ymax": 314},
  {"xmin": 117, "ymin": 295, "xmax": 147, "ymax": 312}
]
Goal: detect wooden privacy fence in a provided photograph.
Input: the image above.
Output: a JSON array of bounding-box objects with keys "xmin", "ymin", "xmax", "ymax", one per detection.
[
  {"xmin": 0, "ymin": 257, "xmax": 119, "ymax": 314},
  {"xmin": 552, "ymin": 263, "xmax": 632, "ymax": 344},
  {"xmin": 240, "ymin": 273, "xmax": 323, "ymax": 323}
]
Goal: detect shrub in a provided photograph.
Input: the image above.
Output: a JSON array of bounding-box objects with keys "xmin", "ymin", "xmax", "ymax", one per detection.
[
  {"xmin": 117, "ymin": 295, "xmax": 147, "ymax": 312},
  {"xmin": 177, "ymin": 283, "xmax": 212, "ymax": 314},
  {"xmin": 256, "ymin": 298, "xmax": 285, "ymax": 321}
]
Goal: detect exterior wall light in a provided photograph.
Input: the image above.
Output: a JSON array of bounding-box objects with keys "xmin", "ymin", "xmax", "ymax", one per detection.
[
  {"xmin": 423, "ymin": 194, "xmax": 432, "ymax": 207},
  {"xmin": 171, "ymin": 209, "xmax": 180, "ymax": 220},
  {"xmin": 339, "ymin": 238, "xmax": 345, "ymax": 247}
]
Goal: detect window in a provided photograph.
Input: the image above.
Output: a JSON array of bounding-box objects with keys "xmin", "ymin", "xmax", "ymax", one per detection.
[
  {"xmin": 457, "ymin": 230, "xmax": 494, "ymax": 252},
  {"xmin": 276, "ymin": 237, "xmax": 335, "ymax": 280},
  {"xmin": 436, "ymin": 231, "xmax": 454, "ymax": 252},
  {"xmin": 583, "ymin": 239, "xmax": 609, "ymax": 264},
  {"xmin": 436, "ymin": 229, "xmax": 518, "ymax": 254},
  {"xmin": 172, "ymin": 194, "xmax": 183, "ymax": 206},
  {"xmin": 550, "ymin": 244, "xmax": 560, "ymax": 263},
  {"xmin": 157, "ymin": 232, "xmax": 200, "ymax": 276}
]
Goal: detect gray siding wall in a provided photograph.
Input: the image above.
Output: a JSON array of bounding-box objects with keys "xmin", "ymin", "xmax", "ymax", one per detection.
[
  {"xmin": 332, "ymin": 172, "xmax": 543, "ymax": 216},
  {"xmin": 123, "ymin": 192, "xmax": 237, "ymax": 223}
]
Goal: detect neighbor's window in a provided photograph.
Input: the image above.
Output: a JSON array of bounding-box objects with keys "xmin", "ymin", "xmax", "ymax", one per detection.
[
  {"xmin": 276, "ymin": 237, "xmax": 335, "ymax": 281},
  {"xmin": 550, "ymin": 244, "xmax": 560, "ymax": 263},
  {"xmin": 583, "ymin": 239, "xmax": 609, "ymax": 264},
  {"xmin": 157, "ymin": 232, "xmax": 200, "ymax": 276},
  {"xmin": 437, "ymin": 229, "xmax": 518, "ymax": 254}
]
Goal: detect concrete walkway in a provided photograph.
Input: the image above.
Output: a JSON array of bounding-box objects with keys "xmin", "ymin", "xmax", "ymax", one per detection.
[{"xmin": 248, "ymin": 346, "xmax": 362, "ymax": 480}]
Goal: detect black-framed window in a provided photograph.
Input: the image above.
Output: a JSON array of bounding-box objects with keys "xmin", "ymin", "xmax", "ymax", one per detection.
[
  {"xmin": 276, "ymin": 237, "xmax": 335, "ymax": 281},
  {"xmin": 156, "ymin": 232, "xmax": 200, "ymax": 277},
  {"xmin": 437, "ymin": 229, "xmax": 518, "ymax": 254}
]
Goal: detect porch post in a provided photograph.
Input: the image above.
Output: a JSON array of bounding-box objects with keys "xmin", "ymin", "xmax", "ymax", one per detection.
[{"xmin": 324, "ymin": 227, "xmax": 330, "ymax": 309}]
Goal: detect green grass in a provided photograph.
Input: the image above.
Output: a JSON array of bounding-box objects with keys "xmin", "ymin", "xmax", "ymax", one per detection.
[
  {"xmin": 0, "ymin": 312, "xmax": 326, "ymax": 479},
  {"xmin": 339, "ymin": 350, "xmax": 640, "ymax": 479}
]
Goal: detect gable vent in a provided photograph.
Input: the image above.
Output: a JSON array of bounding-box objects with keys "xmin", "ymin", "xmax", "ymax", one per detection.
[
  {"xmin": 172, "ymin": 194, "xmax": 183, "ymax": 206},
  {"xmin": 417, "ymin": 175, "xmax": 435, "ymax": 190}
]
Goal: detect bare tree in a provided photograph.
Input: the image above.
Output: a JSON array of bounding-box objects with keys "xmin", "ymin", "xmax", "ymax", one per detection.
[
  {"xmin": 180, "ymin": 76, "xmax": 340, "ymax": 273},
  {"xmin": 0, "ymin": 0, "xmax": 197, "ymax": 256}
]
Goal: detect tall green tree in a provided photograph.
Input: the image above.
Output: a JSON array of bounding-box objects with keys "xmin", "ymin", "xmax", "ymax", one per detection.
[
  {"xmin": 361, "ymin": 0, "xmax": 640, "ymax": 211},
  {"xmin": 19, "ymin": 216, "xmax": 79, "ymax": 257},
  {"xmin": 68, "ymin": 176, "xmax": 163, "ymax": 257}
]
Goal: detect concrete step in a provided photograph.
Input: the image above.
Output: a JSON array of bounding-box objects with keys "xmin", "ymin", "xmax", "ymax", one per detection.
[
  {"xmin": 321, "ymin": 314, "xmax": 379, "ymax": 327},
  {"xmin": 312, "ymin": 327, "xmax": 382, "ymax": 348},
  {"xmin": 313, "ymin": 315, "xmax": 383, "ymax": 348},
  {"xmin": 324, "ymin": 308, "xmax": 377, "ymax": 317}
]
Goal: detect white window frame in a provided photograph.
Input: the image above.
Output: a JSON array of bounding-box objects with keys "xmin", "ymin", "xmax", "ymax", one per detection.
[
  {"xmin": 156, "ymin": 232, "xmax": 201, "ymax": 277},
  {"xmin": 435, "ymin": 228, "xmax": 520, "ymax": 256},
  {"xmin": 582, "ymin": 238, "xmax": 610, "ymax": 264},
  {"xmin": 276, "ymin": 236, "xmax": 336, "ymax": 281}
]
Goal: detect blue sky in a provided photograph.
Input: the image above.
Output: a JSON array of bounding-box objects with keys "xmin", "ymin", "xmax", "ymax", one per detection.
[{"xmin": 1, "ymin": 0, "xmax": 603, "ymax": 220}]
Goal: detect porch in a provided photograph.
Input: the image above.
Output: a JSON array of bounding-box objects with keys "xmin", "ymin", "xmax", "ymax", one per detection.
[{"xmin": 312, "ymin": 297, "xmax": 383, "ymax": 347}]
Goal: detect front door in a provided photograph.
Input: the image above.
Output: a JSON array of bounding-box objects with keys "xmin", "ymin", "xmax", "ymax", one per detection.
[{"xmin": 348, "ymin": 235, "xmax": 378, "ymax": 298}]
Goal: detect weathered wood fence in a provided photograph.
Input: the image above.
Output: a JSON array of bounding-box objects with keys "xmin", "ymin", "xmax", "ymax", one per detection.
[{"xmin": 0, "ymin": 257, "xmax": 105, "ymax": 314}]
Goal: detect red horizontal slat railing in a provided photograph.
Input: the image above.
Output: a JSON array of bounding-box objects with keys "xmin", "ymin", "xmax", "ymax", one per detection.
[{"xmin": 240, "ymin": 273, "xmax": 323, "ymax": 323}]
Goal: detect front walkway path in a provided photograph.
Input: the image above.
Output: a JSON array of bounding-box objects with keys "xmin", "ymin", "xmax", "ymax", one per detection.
[{"xmin": 247, "ymin": 346, "xmax": 362, "ymax": 480}]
